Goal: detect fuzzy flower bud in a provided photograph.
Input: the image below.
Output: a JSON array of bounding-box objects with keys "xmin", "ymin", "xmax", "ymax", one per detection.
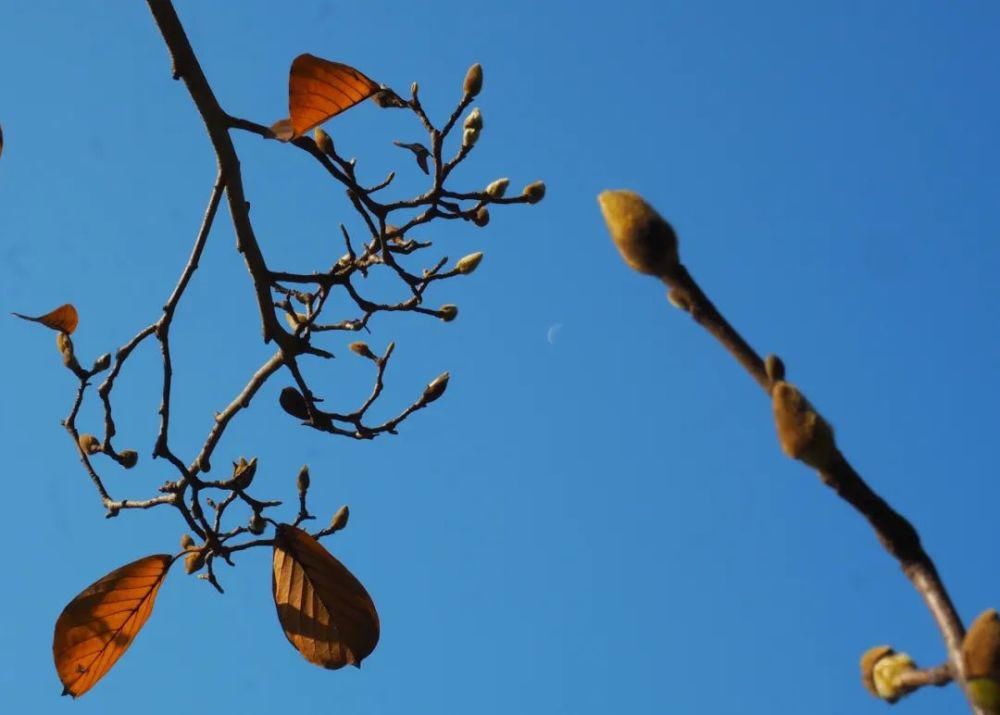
[
  {"xmin": 329, "ymin": 505, "xmax": 350, "ymax": 533},
  {"xmin": 455, "ymin": 252, "xmax": 484, "ymax": 275},
  {"xmin": 438, "ymin": 305, "xmax": 459, "ymax": 322},
  {"xmin": 179, "ymin": 533, "xmax": 196, "ymax": 551},
  {"xmin": 522, "ymin": 181, "xmax": 546, "ymax": 204},
  {"xmin": 964, "ymin": 609, "xmax": 1000, "ymax": 712},
  {"xmin": 463, "ymin": 63, "xmax": 483, "ymax": 97},
  {"xmin": 422, "ymin": 372, "xmax": 450, "ymax": 404},
  {"xmin": 463, "ymin": 107, "xmax": 483, "ymax": 131},
  {"xmin": 78, "ymin": 433, "xmax": 102, "ymax": 455},
  {"xmin": 462, "ymin": 127, "xmax": 480, "ymax": 148},
  {"xmin": 297, "ymin": 465, "xmax": 311, "ymax": 494},
  {"xmin": 771, "ymin": 381, "xmax": 837, "ymax": 470},
  {"xmin": 597, "ymin": 190, "xmax": 677, "ymax": 276},
  {"xmin": 485, "ymin": 177, "xmax": 509, "ymax": 198},
  {"xmin": 349, "ymin": 341, "xmax": 377, "ymax": 360},
  {"xmin": 313, "ymin": 127, "xmax": 334, "ymax": 156}
]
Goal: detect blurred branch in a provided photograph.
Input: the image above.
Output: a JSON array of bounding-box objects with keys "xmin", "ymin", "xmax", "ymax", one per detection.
[{"xmin": 598, "ymin": 190, "xmax": 981, "ymax": 713}]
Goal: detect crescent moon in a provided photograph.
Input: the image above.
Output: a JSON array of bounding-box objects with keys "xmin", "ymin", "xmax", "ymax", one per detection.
[{"xmin": 546, "ymin": 323, "xmax": 563, "ymax": 345}]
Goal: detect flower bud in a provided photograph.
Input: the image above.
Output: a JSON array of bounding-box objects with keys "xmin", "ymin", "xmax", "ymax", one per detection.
[
  {"xmin": 349, "ymin": 341, "xmax": 377, "ymax": 360},
  {"xmin": 422, "ymin": 372, "xmax": 450, "ymax": 404},
  {"xmin": 522, "ymin": 180, "xmax": 546, "ymax": 204},
  {"xmin": 119, "ymin": 449, "xmax": 139, "ymax": 469},
  {"xmin": 597, "ymin": 190, "xmax": 677, "ymax": 276},
  {"xmin": 964, "ymin": 609, "xmax": 1000, "ymax": 711},
  {"xmin": 873, "ymin": 651, "xmax": 916, "ymax": 703},
  {"xmin": 771, "ymin": 381, "xmax": 837, "ymax": 470},
  {"xmin": 463, "ymin": 107, "xmax": 483, "ymax": 131},
  {"xmin": 248, "ymin": 513, "xmax": 266, "ymax": 535},
  {"xmin": 184, "ymin": 550, "xmax": 206, "ymax": 575},
  {"xmin": 463, "ymin": 63, "xmax": 483, "ymax": 97},
  {"xmin": 92, "ymin": 353, "xmax": 111, "ymax": 372},
  {"xmin": 179, "ymin": 533, "xmax": 195, "ymax": 551},
  {"xmin": 231, "ymin": 456, "xmax": 257, "ymax": 490},
  {"xmin": 438, "ymin": 304, "xmax": 459, "ymax": 322},
  {"xmin": 472, "ymin": 207, "xmax": 490, "ymax": 227},
  {"xmin": 484, "ymin": 177, "xmax": 509, "ymax": 198},
  {"xmin": 329, "ymin": 505, "xmax": 350, "ymax": 533},
  {"xmin": 860, "ymin": 645, "xmax": 894, "ymax": 698},
  {"xmin": 313, "ymin": 127, "xmax": 334, "ymax": 156},
  {"xmin": 462, "ymin": 127, "xmax": 480, "ymax": 148},
  {"xmin": 78, "ymin": 433, "xmax": 102, "ymax": 455},
  {"xmin": 297, "ymin": 465, "xmax": 311, "ymax": 493},
  {"xmin": 455, "ymin": 252, "xmax": 484, "ymax": 275}
]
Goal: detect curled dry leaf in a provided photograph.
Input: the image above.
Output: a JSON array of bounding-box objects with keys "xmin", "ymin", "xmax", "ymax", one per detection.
[
  {"xmin": 12, "ymin": 303, "xmax": 79, "ymax": 334},
  {"xmin": 288, "ymin": 54, "xmax": 379, "ymax": 137},
  {"xmin": 272, "ymin": 524, "xmax": 379, "ymax": 669},
  {"xmin": 53, "ymin": 554, "xmax": 173, "ymax": 698}
]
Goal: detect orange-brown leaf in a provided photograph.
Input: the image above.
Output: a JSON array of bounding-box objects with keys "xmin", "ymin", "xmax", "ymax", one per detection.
[
  {"xmin": 53, "ymin": 554, "xmax": 172, "ymax": 697},
  {"xmin": 288, "ymin": 54, "xmax": 379, "ymax": 137},
  {"xmin": 272, "ymin": 524, "xmax": 379, "ymax": 669},
  {"xmin": 13, "ymin": 303, "xmax": 79, "ymax": 334}
]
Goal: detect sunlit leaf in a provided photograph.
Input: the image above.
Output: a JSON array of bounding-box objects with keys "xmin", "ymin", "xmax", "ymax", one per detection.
[
  {"xmin": 272, "ymin": 524, "xmax": 379, "ymax": 669},
  {"xmin": 12, "ymin": 303, "xmax": 79, "ymax": 334},
  {"xmin": 53, "ymin": 554, "xmax": 173, "ymax": 697},
  {"xmin": 288, "ymin": 54, "xmax": 379, "ymax": 137}
]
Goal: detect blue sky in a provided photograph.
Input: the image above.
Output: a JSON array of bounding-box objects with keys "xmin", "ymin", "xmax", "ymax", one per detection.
[{"xmin": 1, "ymin": 1, "xmax": 998, "ymax": 713}]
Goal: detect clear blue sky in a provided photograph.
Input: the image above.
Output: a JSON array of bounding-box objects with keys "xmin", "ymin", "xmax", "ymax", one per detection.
[{"xmin": 1, "ymin": 1, "xmax": 998, "ymax": 713}]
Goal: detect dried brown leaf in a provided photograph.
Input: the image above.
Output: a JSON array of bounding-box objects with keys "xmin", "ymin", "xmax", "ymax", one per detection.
[
  {"xmin": 12, "ymin": 303, "xmax": 79, "ymax": 334},
  {"xmin": 272, "ymin": 524, "xmax": 379, "ymax": 669},
  {"xmin": 53, "ymin": 554, "xmax": 173, "ymax": 697},
  {"xmin": 289, "ymin": 54, "xmax": 379, "ymax": 137}
]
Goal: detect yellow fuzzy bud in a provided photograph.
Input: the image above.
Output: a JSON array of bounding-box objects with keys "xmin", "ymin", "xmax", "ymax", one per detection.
[
  {"xmin": 597, "ymin": 190, "xmax": 677, "ymax": 277},
  {"xmin": 438, "ymin": 305, "xmax": 459, "ymax": 322},
  {"xmin": 860, "ymin": 645, "xmax": 895, "ymax": 698},
  {"xmin": 78, "ymin": 433, "xmax": 102, "ymax": 455},
  {"xmin": 231, "ymin": 456, "xmax": 257, "ymax": 490},
  {"xmin": 463, "ymin": 63, "xmax": 483, "ymax": 97},
  {"xmin": 455, "ymin": 252, "xmax": 484, "ymax": 275},
  {"xmin": 329, "ymin": 505, "xmax": 350, "ymax": 533},
  {"xmin": 522, "ymin": 181, "xmax": 546, "ymax": 204},
  {"xmin": 313, "ymin": 127, "xmax": 334, "ymax": 156},
  {"xmin": 463, "ymin": 107, "xmax": 483, "ymax": 131},
  {"xmin": 422, "ymin": 372, "xmax": 450, "ymax": 404},
  {"xmin": 462, "ymin": 126, "xmax": 480, "ymax": 148},
  {"xmin": 184, "ymin": 550, "xmax": 206, "ymax": 575},
  {"xmin": 485, "ymin": 178, "xmax": 509, "ymax": 198},
  {"xmin": 297, "ymin": 465, "xmax": 311, "ymax": 493},
  {"xmin": 179, "ymin": 533, "xmax": 195, "ymax": 550},
  {"xmin": 872, "ymin": 652, "xmax": 917, "ymax": 703},
  {"xmin": 964, "ymin": 609, "xmax": 1000, "ymax": 711},
  {"xmin": 350, "ymin": 341, "xmax": 377, "ymax": 360},
  {"xmin": 771, "ymin": 380, "xmax": 837, "ymax": 470}
]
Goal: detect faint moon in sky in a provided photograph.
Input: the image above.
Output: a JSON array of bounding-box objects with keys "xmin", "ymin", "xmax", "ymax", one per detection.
[{"xmin": 546, "ymin": 323, "xmax": 563, "ymax": 344}]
